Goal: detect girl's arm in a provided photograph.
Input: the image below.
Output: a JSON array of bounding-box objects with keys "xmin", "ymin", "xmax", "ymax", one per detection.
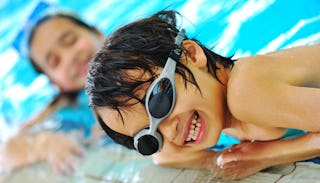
[
  {"xmin": 0, "ymin": 131, "xmax": 83, "ymax": 174},
  {"xmin": 0, "ymin": 134, "xmax": 42, "ymax": 171}
]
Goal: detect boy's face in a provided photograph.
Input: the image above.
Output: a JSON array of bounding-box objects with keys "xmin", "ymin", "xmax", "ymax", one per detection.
[
  {"xmin": 30, "ymin": 17, "xmax": 104, "ymax": 92},
  {"xmin": 97, "ymin": 45, "xmax": 229, "ymax": 153}
]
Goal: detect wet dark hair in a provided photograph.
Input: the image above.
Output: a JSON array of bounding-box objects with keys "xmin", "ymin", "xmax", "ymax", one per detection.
[{"xmin": 86, "ymin": 10, "xmax": 235, "ymax": 150}]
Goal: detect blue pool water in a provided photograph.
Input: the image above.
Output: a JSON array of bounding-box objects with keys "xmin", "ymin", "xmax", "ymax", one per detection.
[{"xmin": 0, "ymin": 0, "xmax": 319, "ymax": 141}]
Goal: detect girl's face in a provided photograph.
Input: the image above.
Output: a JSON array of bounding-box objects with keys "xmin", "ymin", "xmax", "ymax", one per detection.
[
  {"xmin": 30, "ymin": 17, "xmax": 104, "ymax": 92},
  {"xmin": 97, "ymin": 41, "xmax": 230, "ymax": 153}
]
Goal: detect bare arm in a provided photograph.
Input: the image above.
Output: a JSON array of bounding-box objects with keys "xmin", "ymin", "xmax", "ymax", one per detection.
[
  {"xmin": 0, "ymin": 134, "xmax": 42, "ymax": 171},
  {"xmin": 152, "ymin": 142, "xmax": 226, "ymax": 178},
  {"xmin": 153, "ymin": 149, "xmax": 217, "ymax": 169},
  {"xmin": 0, "ymin": 132, "xmax": 83, "ymax": 174},
  {"xmin": 219, "ymin": 132, "xmax": 320, "ymax": 179},
  {"xmin": 152, "ymin": 132, "xmax": 320, "ymax": 180}
]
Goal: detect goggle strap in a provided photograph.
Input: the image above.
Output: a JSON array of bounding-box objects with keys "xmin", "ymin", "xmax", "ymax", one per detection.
[
  {"xmin": 169, "ymin": 29, "xmax": 185, "ymax": 62},
  {"xmin": 175, "ymin": 29, "xmax": 185, "ymax": 46}
]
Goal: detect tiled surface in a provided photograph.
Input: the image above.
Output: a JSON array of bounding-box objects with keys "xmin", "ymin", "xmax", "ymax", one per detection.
[{"xmin": 1, "ymin": 145, "xmax": 320, "ymax": 183}]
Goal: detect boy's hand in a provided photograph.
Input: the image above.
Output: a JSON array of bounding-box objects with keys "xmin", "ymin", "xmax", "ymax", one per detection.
[{"xmin": 216, "ymin": 141, "xmax": 273, "ymax": 179}]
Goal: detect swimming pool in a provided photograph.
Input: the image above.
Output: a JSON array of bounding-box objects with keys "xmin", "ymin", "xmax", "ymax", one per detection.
[{"xmin": 0, "ymin": 0, "xmax": 319, "ymax": 141}]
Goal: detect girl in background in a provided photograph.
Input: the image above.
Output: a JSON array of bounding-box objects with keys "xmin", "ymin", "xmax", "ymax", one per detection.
[{"xmin": 0, "ymin": 11, "xmax": 105, "ymax": 174}]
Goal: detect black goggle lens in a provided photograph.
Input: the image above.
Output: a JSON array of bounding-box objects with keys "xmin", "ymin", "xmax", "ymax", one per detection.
[
  {"xmin": 137, "ymin": 134, "xmax": 160, "ymax": 155},
  {"xmin": 148, "ymin": 78, "xmax": 174, "ymax": 118}
]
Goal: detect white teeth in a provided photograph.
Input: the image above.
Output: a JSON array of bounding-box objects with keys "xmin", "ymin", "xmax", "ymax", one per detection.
[{"xmin": 186, "ymin": 113, "xmax": 201, "ymax": 142}]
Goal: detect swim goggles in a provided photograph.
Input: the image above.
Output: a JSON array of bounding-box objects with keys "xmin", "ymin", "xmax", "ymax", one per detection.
[{"xmin": 133, "ymin": 29, "xmax": 185, "ymax": 155}]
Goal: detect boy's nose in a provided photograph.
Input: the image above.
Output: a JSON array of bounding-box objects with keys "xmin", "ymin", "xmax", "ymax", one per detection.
[{"xmin": 158, "ymin": 117, "xmax": 179, "ymax": 142}]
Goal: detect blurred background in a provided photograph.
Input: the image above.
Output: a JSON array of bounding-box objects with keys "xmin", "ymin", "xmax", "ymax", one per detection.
[{"xmin": 0, "ymin": 0, "xmax": 319, "ymax": 141}]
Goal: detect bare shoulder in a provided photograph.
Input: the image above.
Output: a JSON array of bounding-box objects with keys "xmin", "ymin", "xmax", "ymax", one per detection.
[
  {"xmin": 226, "ymin": 52, "xmax": 294, "ymax": 123},
  {"xmin": 266, "ymin": 44, "xmax": 320, "ymax": 56},
  {"xmin": 226, "ymin": 57, "xmax": 267, "ymax": 121},
  {"xmin": 227, "ymin": 45, "xmax": 320, "ymax": 129},
  {"xmin": 265, "ymin": 44, "xmax": 319, "ymax": 58},
  {"xmin": 227, "ymin": 43, "xmax": 320, "ymax": 102},
  {"xmin": 227, "ymin": 55, "xmax": 271, "ymax": 97}
]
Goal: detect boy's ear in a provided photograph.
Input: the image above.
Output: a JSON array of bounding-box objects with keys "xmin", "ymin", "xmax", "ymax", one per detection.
[{"xmin": 182, "ymin": 40, "xmax": 207, "ymax": 69}]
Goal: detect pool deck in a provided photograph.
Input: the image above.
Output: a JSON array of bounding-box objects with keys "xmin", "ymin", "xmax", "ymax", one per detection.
[{"xmin": 1, "ymin": 144, "xmax": 320, "ymax": 183}]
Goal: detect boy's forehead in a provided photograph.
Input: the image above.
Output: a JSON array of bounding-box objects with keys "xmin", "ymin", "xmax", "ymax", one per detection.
[
  {"xmin": 96, "ymin": 107, "xmax": 128, "ymax": 134},
  {"xmin": 96, "ymin": 103, "xmax": 149, "ymax": 136}
]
